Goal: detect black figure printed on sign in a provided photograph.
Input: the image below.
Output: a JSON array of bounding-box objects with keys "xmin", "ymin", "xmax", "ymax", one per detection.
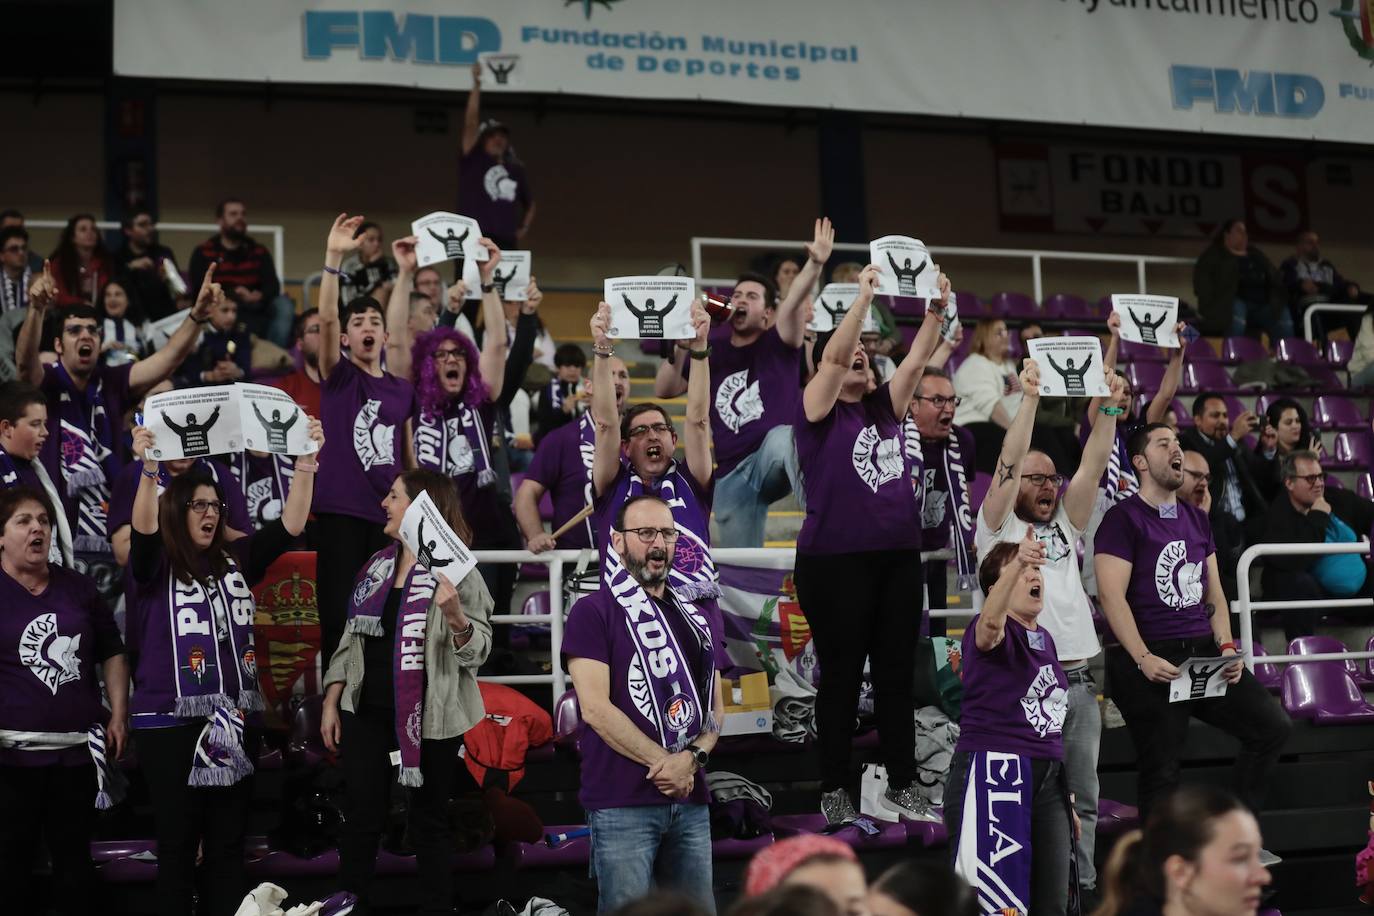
[
  {"xmin": 1128, "ymin": 308, "xmax": 1169, "ymax": 345},
  {"xmin": 1187, "ymin": 662, "xmax": 1226, "ymax": 700},
  {"xmin": 486, "ymin": 59, "xmax": 517, "ymax": 85},
  {"xmin": 428, "ymin": 226, "xmax": 470, "ymax": 260},
  {"xmin": 886, "ymin": 252, "xmax": 927, "ymax": 294},
  {"xmin": 1044, "ymin": 353, "xmax": 1093, "ymax": 397},
  {"xmin": 415, "ymin": 517, "xmax": 455, "ymax": 571},
  {"xmin": 492, "ymin": 265, "xmax": 517, "ymax": 299},
  {"xmin": 820, "ymin": 297, "xmax": 847, "ymax": 329},
  {"xmin": 622, "ymin": 293, "xmax": 680, "ymax": 338},
  {"xmin": 252, "ymin": 402, "xmax": 300, "ymax": 452},
  {"xmin": 162, "ymin": 406, "xmax": 222, "ymax": 458}
]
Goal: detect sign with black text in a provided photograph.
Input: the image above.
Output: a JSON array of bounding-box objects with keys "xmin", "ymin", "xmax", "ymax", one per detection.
[
  {"xmin": 400, "ymin": 490, "xmax": 478, "ymax": 583},
  {"xmin": 1026, "ymin": 337, "xmax": 1110, "ymax": 398},
  {"xmin": 605, "ymin": 276, "xmax": 696, "ymax": 340}
]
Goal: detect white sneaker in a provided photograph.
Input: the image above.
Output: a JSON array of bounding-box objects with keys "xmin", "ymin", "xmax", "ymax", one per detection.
[{"xmin": 883, "ymin": 785, "xmax": 943, "ymax": 823}]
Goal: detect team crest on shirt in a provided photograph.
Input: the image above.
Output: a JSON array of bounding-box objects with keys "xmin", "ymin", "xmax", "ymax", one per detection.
[
  {"xmin": 1020, "ymin": 664, "xmax": 1067, "ymax": 738},
  {"xmin": 18, "ymin": 613, "xmax": 82, "ymax": 695},
  {"xmin": 1155, "ymin": 539, "xmax": 1203, "ymax": 609},
  {"xmin": 851, "ymin": 424, "xmax": 903, "ymax": 493},
  {"xmin": 714, "ymin": 370, "xmax": 764, "ymax": 433},
  {"xmin": 353, "ymin": 553, "xmax": 396, "ymax": 607},
  {"xmin": 353, "ymin": 399, "xmax": 395, "ymax": 471},
  {"xmin": 444, "ymin": 418, "xmax": 476, "ymax": 474}
]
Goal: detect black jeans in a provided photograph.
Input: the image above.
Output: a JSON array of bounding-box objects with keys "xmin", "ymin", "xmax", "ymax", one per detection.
[
  {"xmin": 944, "ymin": 752, "xmax": 1072, "ymax": 916},
  {"xmin": 136, "ymin": 724, "xmax": 261, "ymax": 916},
  {"xmin": 795, "ymin": 548, "xmax": 923, "ymax": 792},
  {"xmin": 0, "ymin": 763, "xmax": 97, "ymax": 916},
  {"xmin": 1106, "ymin": 637, "xmax": 1291, "ymax": 820},
  {"xmin": 315, "ymin": 512, "xmax": 392, "ymax": 669},
  {"xmin": 924, "ymin": 559, "xmax": 948, "ymax": 638},
  {"xmin": 339, "ymin": 709, "xmax": 464, "ymax": 916}
]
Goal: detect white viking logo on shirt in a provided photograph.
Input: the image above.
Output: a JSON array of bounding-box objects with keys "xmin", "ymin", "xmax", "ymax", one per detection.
[
  {"xmin": 626, "ymin": 654, "xmax": 655, "ymax": 724},
  {"xmin": 246, "ymin": 477, "xmax": 282, "ymax": 525},
  {"xmin": 483, "ymin": 164, "xmax": 518, "ymax": 202},
  {"xmin": 851, "ymin": 424, "xmax": 903, "ymax": 494},
  {"xmin": 714, "ymin": 370, "xmax": 764, "ymax": 433},
  {"xmin": 352, "ymin": 399, "xmax": 395, "ymax": 471},
  {"xmin": 1020, "ymin": 664, "xmax": 1068, "ymax": 739},
  {"xmin": 445, "ymin": 418, "xmax": 476, "ymax": 474},
  {"xmin": 1155, "ymin": 539, "xmax": 1204, "ymax": 609},
  {"xmin": 18, "ymin": 613, "xmax": 82, "ymax": 695}
]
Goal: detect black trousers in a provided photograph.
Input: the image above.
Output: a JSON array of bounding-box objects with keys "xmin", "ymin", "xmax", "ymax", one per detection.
[
  {"xmin": 339, "ymin": 709, "xmax": 464, "ymax": 916},
  {"xmin": 1106, "ymin": 637, "xmax": 1291, "ymax": 820},
  {"xmin": 924, "ymin": 560, "xmax": 948, "ymax": 638},
  {"xmin": 316, "ymin": 512, "xmax": 392, "ymax": 669},
  {"xmin": 136, "ymin": 724, "xmax": 261, "ymax": 916},
  {"xmin": 795, "ymin": 548, "xmax": 923, "ymax": 792},
  {"xmin": 0, "ymin": 762, "xmax": 98, "ymax": 916}
]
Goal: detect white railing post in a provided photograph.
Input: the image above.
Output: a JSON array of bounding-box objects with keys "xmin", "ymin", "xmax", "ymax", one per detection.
[
  {"xmin": 1031, "ymin": 254, "xmax": 1044, "ymax": 303},
  {"xmin": 549, "ymin": 556, "xmax": 567, "ymax": 699},
  {"xmin": 1136, "ymin": 259, "xmax": 1148, "ymax": 294}
]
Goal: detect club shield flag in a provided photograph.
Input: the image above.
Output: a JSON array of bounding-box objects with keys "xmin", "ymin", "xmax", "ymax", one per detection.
[
  {"xmin": 716, "ymin": 561, "xmax": 819, "ymax": 689},
  {"xmin": 251, "ymin": 551, "xmax": 321, "ymax": 730}
]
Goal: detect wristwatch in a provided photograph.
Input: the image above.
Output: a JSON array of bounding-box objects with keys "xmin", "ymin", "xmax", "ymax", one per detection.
[{"xmin": 686, "ymin": 743, "xmax": 709, "ymax": 770}]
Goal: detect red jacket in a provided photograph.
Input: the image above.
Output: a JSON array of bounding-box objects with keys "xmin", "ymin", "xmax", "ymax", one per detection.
[{"xmin": 462, "ymin": 682, "xmax": 553, "ymax": 791}]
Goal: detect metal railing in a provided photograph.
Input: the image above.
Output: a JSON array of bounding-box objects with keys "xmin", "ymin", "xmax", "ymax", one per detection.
[
  {"xmin": 26, "ymin": 220, "xmax": 286, "ymax": 286},
  {"xmin": 1302, "ymin": 302, "xmax": 1366, "ymax": 344},
  {"xmin": 690, "ymin": 237, "xmax": 1194, "ymax": 303},
  {"xmin": 1235, "ymin": 541, "xmax": 1374, "ymax": 668}
]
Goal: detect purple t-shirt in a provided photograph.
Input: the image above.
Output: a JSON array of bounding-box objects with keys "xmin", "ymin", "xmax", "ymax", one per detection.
[
  {"xmin": 0, "ymin": 565, "xmax": 123, "ymax": 766},
  {"xmin": 697, "ymin": 327, "xmax": 801, "ymax": 479},
  {"xmin": 562, "ymin": 588, "xmax": 721, "ymax": 810},
  {"xmin": 315, "ymin": 357, "xmax": 415, "ymax": 523},
  {"xmin": 794, "ymin": 383, "xmax": 921, "ymax": 554},
  {"xmin": 107, "ymin": 458, "xmax": 251, "ymax": 540},
  {"xmin": 956, "ymin": 615, "xmax": 1067, "ymax": 760},
  {"xmin": 525, "ymin": 417, "xmax": 594, "ymax": 550},
  {"xmin": 41, "ymin": 362, "xmax": 133, "ymax": 545},
  {"xmin": 458, "ymin": 146, "xmax": 532, "ymax": 242},
  {"xmin": 1094, "ymin": 494, "xmax": 1216, "ymax": 642},
  {"xmin": 918, "ymin": 425, "xmax": 976, "ymax": 552}
]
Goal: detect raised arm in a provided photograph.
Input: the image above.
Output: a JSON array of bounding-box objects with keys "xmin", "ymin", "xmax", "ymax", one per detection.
[
  {"xmin": 16, "ymin": 260, "xmax": 55, "ymax": 386},
  {"xmin": 1089, "ymin": 313, "xmax": 1123, "ymax": 424},
  {"xmin": 385, "ymin": 236, "xmax": 418, "ymax": 379},
  {"xmin": 653, "ymin": 344, "xmax": 690, "ymax": 398},
  {"xmin": 318, "ymin": 214, "xmax": 365, "ymax": 381},
  {"xmin": 1096, "ymin": 552, "xmax": 1180, "ymax": 684},
  {"xmin": 803, "ymin": 264, "xmax": 878, "ymax": 423},
  {"xmin": 1065, "ymin": 368, "xmax": 1125, "ymax": 530},
  {"xmin": 683, "ymin": 301, "xmax": 713, "ymax": 491},
  {"xmin": 979, "ymin": 360, "xmax": 1041, "ymax": 532},
  {"xmin": 590, "ymin": 302, "xmax": 622, "ymax": 498},
  {"xmin": 1145, "ymin": 323, "xmax": 1185, "ymax": 424},
  {"xmin": 515, "ymin": 478, "xmax": 556, "ymax": 553},
  {"xmin": 976, "ymin": 529, "xmax": 1045, "ymax": 651},
  {"xmin": 775, "ymin": 218, "xmax": 834, "ymax": 347},
  {"xmin": 131, "ymin": 427, "xmax": 160, "ymax": 537},
  {"xmin": 281, "ymin": 418, "xmax": 323, "ymax": 537},
  {"xmin": 888, "ymin": 270, "xmax": 950, "ymax": 418},
  {"xmin": 461, "ymin": 63, "xmax": 483, "ymax": 156},
  {"xmin": 477, "ymin": 239, "xmax": 508, "ymax": 401},
  {"xmin": 130, "ymin": 265, "xmax": 219, "ymax": 395}
]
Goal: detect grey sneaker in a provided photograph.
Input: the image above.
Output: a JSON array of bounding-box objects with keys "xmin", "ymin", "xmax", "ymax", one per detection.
[
  {"xmin": 1258, "ymin": 848, "xmax": 1283, "ymax": 867},
  {"xmin": 1103, "ymin": 698, "xmax": 1126, "ymax": 729},
  {"xmin": 821, "ymin": 788, "xmax": 858, "ymax": 826},
  {"xmin": 883, "ymin": 785, "xmax": 942, "ymax": 823}
]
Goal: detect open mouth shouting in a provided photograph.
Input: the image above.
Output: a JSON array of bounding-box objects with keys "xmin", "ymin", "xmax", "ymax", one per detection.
[
  {"xmin": 360, "ymin": 334, "xmax": 377, "ymax": 353},
  {"xmin": 1029, "ymin": 584, "xmax": 1042, "ymax": 600},
  {"xmin": 26, "ymin": 533, "xmax": 45, "ymax": 557},
  {"xmin": 645, "ymin": 442, "xmax": 665, "ymax": 462},
  {"xmin": 75, "ymin": 341, "xmax": 96, "ymax": 362}
]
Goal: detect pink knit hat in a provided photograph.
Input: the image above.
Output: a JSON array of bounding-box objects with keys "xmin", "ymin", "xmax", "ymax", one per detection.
[{"xmin": 743, "ymin": 834, "xmax": 858, "ymax": 897}]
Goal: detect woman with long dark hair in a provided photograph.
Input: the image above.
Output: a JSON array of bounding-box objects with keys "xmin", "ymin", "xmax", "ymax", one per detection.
[
  {"xmin": 1254, "ymin": 396, "xmax": 1321, "ymax": 502},
  {"xmin": 126, "ymin": 418, "xmax": 321, "ymax": 916},
  {"xmin": 97, "ymin": 278, "xmax": 152, "ymax": 365},
  {"xmin": 321, "ymin": 469, "xmax": 493, "ymax": 916},
  {"xmin": 48, "ymin": 214, "xmax": 112, "ymax": 308}
]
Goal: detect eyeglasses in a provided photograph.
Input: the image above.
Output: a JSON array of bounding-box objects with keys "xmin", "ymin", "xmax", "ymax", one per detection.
[
  {"xmin": 1288, "ymin": 473, "xmax": 1324, "ymax": 485},
  {"xmin": 64, "ymin": 323, "xmax": 101, "ymax": 337},
  {"xmin": 617, "ymin": 526, "xmax": 680, "ymax": 544},
  {"xmin": 628, "ymin": 422, "xmax": 673, "ymax": 439},
  {"xmin": 432, "ymin": 347, "xmax": 465, "ymax": 362},
  {"xmin": 1021, "ymin": 473, "xmax": 1066, "ymax": 488},
  {"xmin": 914, "ymin": 395, "xmax": 962, "ymax": 409},
  {"xmin": 1183, "ymin": 469, "xmax": 1213, "ymax": 483},
  {"xmin": 185, "ymin": 499, "xmax": 226, "ymax": 515}
]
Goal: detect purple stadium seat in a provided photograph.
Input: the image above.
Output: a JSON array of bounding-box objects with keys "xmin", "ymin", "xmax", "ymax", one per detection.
[
  {"xmin": 513, "ymin": 591, "xmax": 552, "ymax": 648},
  {"xmin": 1182, "ymin": 362, "xmax": 1238, "ymax": 394},
  {"xmin": 1094, "ymin": 296, "xmax": 1117, "ymax": 318},
  {"xmin": 1005, "ymin": 330, "xmax": 1024, "ymax": 360},
  {"xmin": 1326, "ymin": 475, "xmax": 1346, "ymax": 490},
  {"xmin": 945, "ymin": 353, "xmax": 965, "ymax": 376},
  {"xmin": 1281, "ymin": 662, "xmax": 1374, "ymax": 725},
  {"xmin": 1289, "ymin": 635, "xmax": 1374, "ymax": 687},
  {"xmin": 1314, "ymin": 396, "xmax": 1365, "ymax": 430},
  {"xmin": 1365, "ymin": 633, "xmax": 1374, "ymax": 683},
  {"xmin": 771, "ymin": 813, "xmax": 910, "ymax": 850},
  {"xmin": 1360, "ymin": 473, "xmax": 1374, "ymax": 501},
  {"xmin": 1333, "ymin": 432, "xmax": 1374, "ymax": 470},
  {"xmin": 1222, "ymin": 337, "xmax": 1270, "ymax": 365},
  {"xmin": 1096, "ymin": 799, "xmax": 1140, "ymax": 839},
  {"xmin": 1304, "ymin": 364, "xmax": 1345, "ymax": 390},
  {"xmin": 1186, "ymin": 337, "xmax": 1221, "ymax": 362},
  {"xmin": 990, "ymin": 292, "xmax": 1040, "ymax": 320},
  {"xmin": 1327, "ymin": 339, "xmax": 1355, "ymax": 369},
  {"xmin": 1126, "ymin": 362, "xmax": 1166, "ymax": 392},
  {"xmin": 969, "ymin": 473, "xmax": 992, "ymax": 515},
  {"xmin": 553, "ymin": 689, "xmax": 581, "ymax": 748},
  {"xmin": 714, "ymin": 834, "xmax": 776, "ymax": 860},
  {"xmin": 1251, "ymin": 644, "xmax": 1283, "ymax": 692},
  {"xmin": 506, "ymin": 825, "xmax": 592, "ymax": 869},
  {"xmin": 888, "ymin": 296, "xmax": 927, "ymax": 319},
  {"xmin": 955, "ymin": 291, "xmax": 989, "ymax": 320},
  {"xmin": 1042, "ymin": 293, "xmax": 1092, "ymax": 321},
  {"xmin": 1120, "ymin": 339, "xmax": 1166, "ymax": 363},
  {"xmin": 1276, "ymin": 337, "xmax": 1324, "ymax": 366},
  {"xmin": 288, "ymin": 695, "xmax": 331, "ymax": 769}
]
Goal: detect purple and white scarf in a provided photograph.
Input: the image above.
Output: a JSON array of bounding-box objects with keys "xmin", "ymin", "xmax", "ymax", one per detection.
[
  {"xmin": 415, "ymin": 402, "xmax": 495, "ymax": 487},
  {"xmin": 1103, "ymin": 428, "xmax": 1139, "ymax": 503},
  {"xmin": 52, "ymin": 363, "xmax": 118, "ymax": 552},
  {"xmin": 189, "ymin": 707, "xmax": 253, "ymax": 787},
  {"xmin": 612, "ymin": 460, "xmax": 718, "ymax": 601},
  {"xmin": 229, "ymin": 451, "xmax": 294, "ymax": 529},
  {"xmin": 0, "ymin": 724, "xmax": 127, "ymax": 808},
  {"xmin": 0, "ymin": 448, "xmax": 73, "ymax": 565},
  {"xmin": 0, "ymin": 265, "xmax": 30, "ymax": 313},
  {"xmin": 346, "ymin": 543, "xmax": 437, "ymax": 787},
  {"xmin": 603, "ymin": 540, "xmax": 718, "ymax": 752},
  {"xmin": 576, "ymin": 412, "xmax": 597, "ymax": 545},
  {"xmin": 904, "ymin": 419, "xmax": 976, "ymax": 589}
]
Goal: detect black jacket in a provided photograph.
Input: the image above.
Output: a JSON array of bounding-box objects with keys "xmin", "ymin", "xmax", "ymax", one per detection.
[{"xmin": 1261, "ymin": 488, "xmax": 1374, "ymax": 588}]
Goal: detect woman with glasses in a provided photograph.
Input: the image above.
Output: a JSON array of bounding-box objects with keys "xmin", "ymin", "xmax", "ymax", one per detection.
[
  {"xmin": 321, "ymin": 469, "xmax": 492, "ymax": 916},
  {"xmin": 125, "ymin": 418, "xmax": 321, "ymax": 916},
  {"xmin": 794, "ymin": 264, "xmax": 948, "ymax": 826}
]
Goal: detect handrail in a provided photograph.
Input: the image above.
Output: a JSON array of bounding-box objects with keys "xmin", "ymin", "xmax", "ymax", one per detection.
[
  {"xmin": 1302, "ymin": 302, "xmax": 1365, "ymax": 344},
  {"xmin": 25, "ymin": 219, "xmax": 286, "ymax": 286},
  {"xmin": 1235, "ymin": 540, "xmax": 1373, "ymax": 670},
  {"xmin": 690, "ymin": 237, "xmax": 1194, "ymax": 302}
]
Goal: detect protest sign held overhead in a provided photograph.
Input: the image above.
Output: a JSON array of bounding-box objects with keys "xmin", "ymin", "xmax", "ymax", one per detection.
[
  {"xmin": 1112, "ymin": 294, "xmax": 1181, "ymax": 348},
  {"xmin": 1027, "ymin": 337, "xmax": 1111, "ymax": 398},
  {"xmin": 240, "ymin": 384, "xmax": 319, "ymax": 456},
  {"xmin": 605, "ymin": 276, "xmax": 696, "ymax": 340},
  {"xmin": 145, "ymin": 387, "xmax": 241, "ymax": 460},
  {"xmin": 492, "ymin": 250, "xmax": 532, "ymax": 301},
  {"xmin": 411, "ymin": 212, "xmax": 489, "ymax": 269},
  {"xmin": 870, "ymin": 236, "xmax": 940, "ymax": 299}
]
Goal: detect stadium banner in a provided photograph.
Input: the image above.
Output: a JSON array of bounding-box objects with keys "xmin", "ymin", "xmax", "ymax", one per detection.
[{"xmin": 113, "ymin": 0, "xmax": 1374, "ymax": 144}]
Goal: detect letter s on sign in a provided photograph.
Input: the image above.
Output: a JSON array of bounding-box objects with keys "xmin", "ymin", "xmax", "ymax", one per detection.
[{"xmin": 1247, "ymin": 163, "xmax": 1302, "ymax": 237}]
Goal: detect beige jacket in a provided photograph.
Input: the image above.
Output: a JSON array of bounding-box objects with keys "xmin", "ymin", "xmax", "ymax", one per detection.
[{"xmin": 324, "ymin": 565, "xmax": 494, "ymax": 740}]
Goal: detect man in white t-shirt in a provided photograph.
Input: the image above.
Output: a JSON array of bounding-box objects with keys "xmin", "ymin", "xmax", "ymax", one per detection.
[{"xmin": 974, "ymin": 356, "xmax": 1125, "ymax": 905}]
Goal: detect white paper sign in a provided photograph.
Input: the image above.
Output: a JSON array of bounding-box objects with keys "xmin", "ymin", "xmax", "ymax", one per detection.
[
  {"xmin": 604, "ymin": 276, "xmax": 696, "ymax": 341},
  {"xmin": 145, "ymin": 387, "xmax": 242, "ymax": 461},
  {"xmin": 1113, "ymin": 295, "xmax": 1181, "ymax": 348},
  {"xmin": 462, "ymin": 257, "xmax": 483, "ymax": 300},
  {"xmin": 411, "ymin": 212, "xmax": 489, "ymax": 269},
  {"xmin": 239, "ymin": 383, "xmax": 318, "ymax": 456},
  {"xmin": 399, "ymin": 490, "xmax": 478, "ymax": 583},
  {"xmin": 808, "ymin": 283, "xmax": 859, "ymax": 333},
  {"xmin": 870, "ymin": 235, "xmax": 939, "ymax": 299},
  {"xmin": 1169, "ymin": 656, "xmax": 1235, "ymax": 703},
  {"xmin": 479, "ymin": 53, "xmax": 523, "ymax": 89},
  {"xmin": 492, "ymin": 251, "xmax": 532, "ymax": 301},
  {"xmin": 1026, "ymin": 337, "xmax": 1111, "ymax": 398}
]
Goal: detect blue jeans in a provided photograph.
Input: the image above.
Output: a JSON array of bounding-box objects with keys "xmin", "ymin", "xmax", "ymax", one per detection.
[
  {"xmin": 587, "ymin": 804, "xmax": 715, "ymax": 913},
  {"xmin": 1230, "ymin": 298, "xmax": 1294, "ymax": 340},
  {"xmin": 1062, "ymin": 665, "xmax": 1102, "ymax": 890},
  {"xmin": 712, "ymin": 424, "xmax": 802, "ymax": 548}
]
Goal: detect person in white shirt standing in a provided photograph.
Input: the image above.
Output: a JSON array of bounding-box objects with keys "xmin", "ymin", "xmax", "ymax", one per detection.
[{"xmin": 974, "ymin": 356, "xmax": 1125, "ymax": 906}]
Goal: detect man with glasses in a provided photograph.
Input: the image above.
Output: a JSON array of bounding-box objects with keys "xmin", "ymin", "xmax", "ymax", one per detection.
[
  {"xmin": 1180, "ymin": 451, "xmax": 1213, "ymax": 511},
  {"xmin": 908, "ymin": 367, "xmax": 976, "ymax": 636},
  {"xmin": 1260, "ymin": 449, "xmax": 1374, "ymax": 641},
  {"xmin": 974, "ymin": 356, "xmax": 1126, "ymax": 908},
  {"xmin": 116, "ymin": 208, "xmax": 186, "ymax": 322},
  {"xmin": 0, "ymin": 226, "xmax": 33, "ymax": 313},
  {"xmin": 563, "ymin": 494, "xmax": 724, "ymax": 912}
]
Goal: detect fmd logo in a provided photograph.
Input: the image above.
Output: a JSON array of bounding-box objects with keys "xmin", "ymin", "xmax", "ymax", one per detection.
[
  {"xmin": 303, "ymin": 11, "xmax": 500, "ymax": 63},
  {"xmin": 1170, "ymin": 66, "xmax": 1324, "ymax": 118}
]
